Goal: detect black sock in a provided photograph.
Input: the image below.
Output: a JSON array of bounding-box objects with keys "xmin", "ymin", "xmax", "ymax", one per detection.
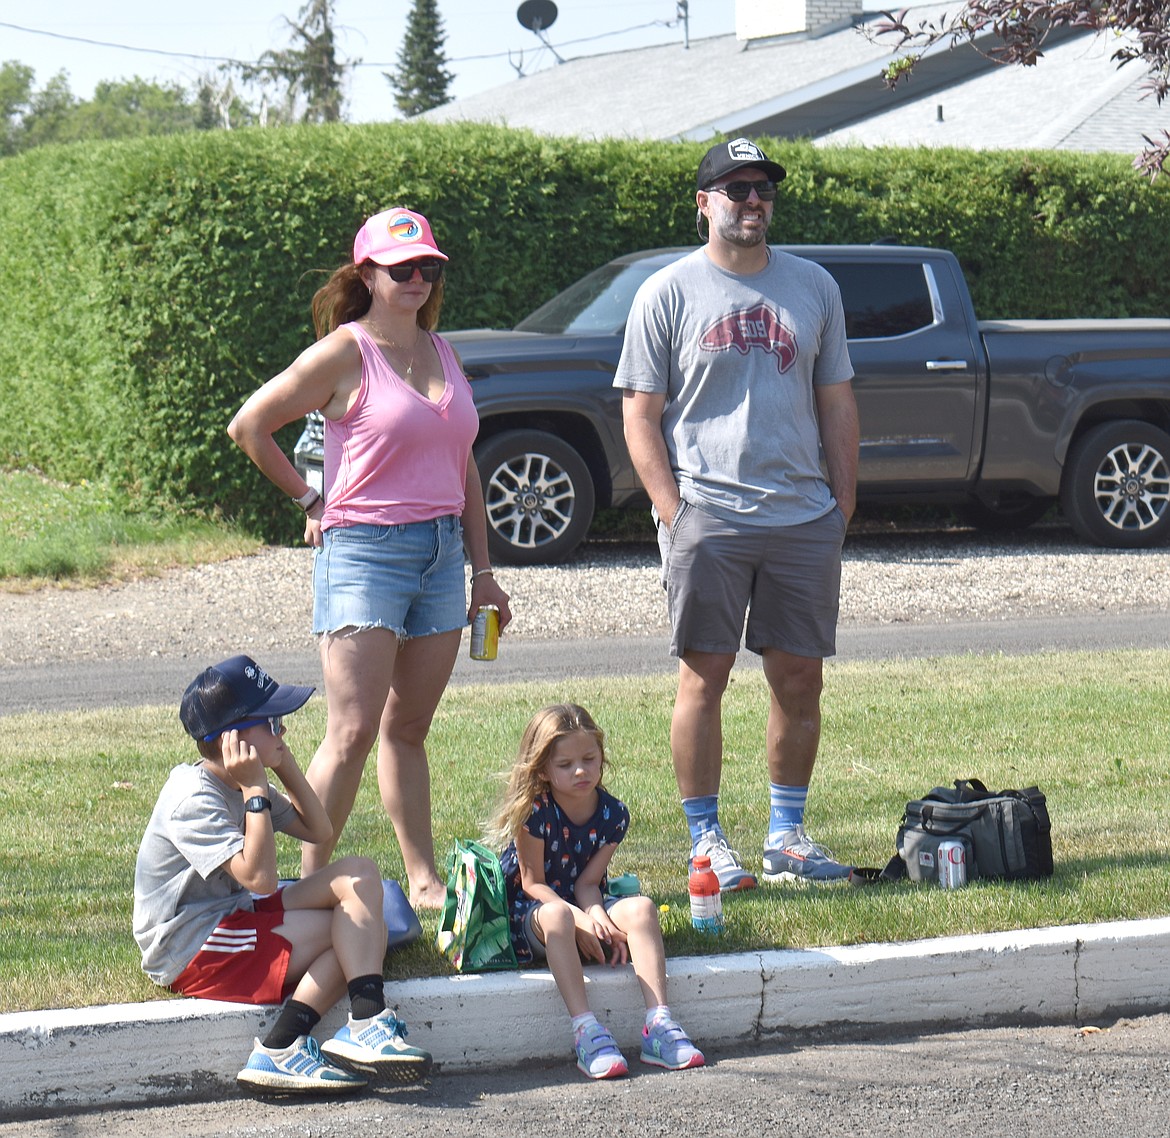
[
  {"xmin": 262, "ymin": 999, "xmax": 321, "ymax": 1050},
  {"xmin": 348, "ymin": 974, "xmax": 386, "ymax": 1022}
]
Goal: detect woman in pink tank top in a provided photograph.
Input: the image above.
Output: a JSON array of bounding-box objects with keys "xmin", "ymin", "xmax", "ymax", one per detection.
[{"xmin": 229, "ymin": 208, "xmax": 512, "ymax": 909}]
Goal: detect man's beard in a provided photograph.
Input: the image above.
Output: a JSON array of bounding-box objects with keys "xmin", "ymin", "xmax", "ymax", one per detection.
[{"xmin": 710, "ymin": 209, "xmax": 769, "ymax": 248}]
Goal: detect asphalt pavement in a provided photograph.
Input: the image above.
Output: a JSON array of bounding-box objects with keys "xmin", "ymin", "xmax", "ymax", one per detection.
[
  {"xmin": 7, "ymin": 610, "xmax": 1170, "ymax": 714},
  {"xmin": 11, "ymin": 1011, "xmax": 1170, "ymax": 1138}
]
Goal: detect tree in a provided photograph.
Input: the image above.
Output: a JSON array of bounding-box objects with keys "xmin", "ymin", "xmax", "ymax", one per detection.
[
  {"xmin": 248, "ymin": 0, "xmax": 352, "ymax": 123},
  {"xmin": 0, "ymin": 61, "xmax": 34, "ymax": 155},
  {"xmin": 388, "ymin": 0, "xmax": 454, "ymax": 117},
  {"xmin": 17, "ymin": 72, "xmax": 78, "ymax": 152},
  {"xmin": 871, "ymin": 2, "xmax": 1170, "ymax": 177},
  {"xmin": 2, "ymin": 2, "xmax": 355, "ymax": 150},
  {"xmin": 196, "ymin": 75, "xmax": 258, "ymax": 131},
  {"xmin": 2, "ymin": 68, "xmax": 208, "ymax": 152},
  {"xmin": 50, "ymin": 78, "xmax": 206, "ymax": 144},
  {"xmin": 197, "ymin": 72, "xmax": 275, "ymax": 130}
]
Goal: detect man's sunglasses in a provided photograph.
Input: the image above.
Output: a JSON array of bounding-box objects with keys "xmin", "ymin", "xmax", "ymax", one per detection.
[
  {"xmin": 204, "ymin": 716, "xmax": 283, "ymax": 743},
  {"xmin": 705, "ymin": 179, "xmax": 780, "ymax": 202},
  {"xmin": 384, "ymin": 258, "xmax": 445, "ymax": 283}
]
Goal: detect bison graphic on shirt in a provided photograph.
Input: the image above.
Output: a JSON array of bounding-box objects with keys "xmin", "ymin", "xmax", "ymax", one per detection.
[{"xmin": 699, "ymin": 304, "xmax": 798, "ymax": 374}]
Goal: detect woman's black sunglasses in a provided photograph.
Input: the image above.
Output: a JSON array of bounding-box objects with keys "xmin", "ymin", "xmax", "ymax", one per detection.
[
  {"xmin": 705, "ymin": 179, "xmax": 779, "ymax": 203},
  {"xmin": 384, "ymin": 258, "xmax": 445, "ymax": 283}
]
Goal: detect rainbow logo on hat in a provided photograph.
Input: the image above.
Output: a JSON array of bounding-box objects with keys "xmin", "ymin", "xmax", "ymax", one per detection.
[{"xmin": 387, "ymin": 214, "xmax": 421, "ymax": 242}]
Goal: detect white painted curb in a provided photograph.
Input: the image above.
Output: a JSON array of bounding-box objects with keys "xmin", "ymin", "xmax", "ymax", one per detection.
[{"xmin": 2, "ymin": 917, "xmax": 1168, "ymax": 1119}]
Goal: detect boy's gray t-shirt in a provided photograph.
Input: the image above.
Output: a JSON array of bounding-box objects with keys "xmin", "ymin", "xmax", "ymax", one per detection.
[
  {"xmin": 133, "ymin": 762, "xmax": 296, "ymax": 987},
  {"xmin": 613, "ymin": 247, "xmax": 854, "ymax": 526}
]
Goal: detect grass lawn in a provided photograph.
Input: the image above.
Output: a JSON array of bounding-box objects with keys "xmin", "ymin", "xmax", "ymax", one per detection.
[
  {"xmin": 0, "ymin": 469, "xmax": 260, "ymax": 587},
  {"xmin": 2, "ymin": 652, "xmax": 1167, "ymax": 1014}
]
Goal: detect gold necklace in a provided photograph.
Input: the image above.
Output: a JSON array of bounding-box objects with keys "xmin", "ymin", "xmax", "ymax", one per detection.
[{"xmin": 365, "ymin": 319, "xmax": 421, "ymax": 379}]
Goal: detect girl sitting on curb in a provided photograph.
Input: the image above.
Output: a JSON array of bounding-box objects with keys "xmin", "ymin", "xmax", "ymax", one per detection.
[{"xmin": 485, "ymin": 703, "xmax": 704, "ymax": 1080}]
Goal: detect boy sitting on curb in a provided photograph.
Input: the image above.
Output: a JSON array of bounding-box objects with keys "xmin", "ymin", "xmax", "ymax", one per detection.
[{"xmin": 133, "ymin": 654, "xmax": 431, "ymax": 1095}]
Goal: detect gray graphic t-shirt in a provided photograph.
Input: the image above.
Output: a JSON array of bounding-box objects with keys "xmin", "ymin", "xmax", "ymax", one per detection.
[
  {"xmin": 133, "ymin": 762, "xmax": 296, "ymax": 986},
  {"xmin": 614, "ymin": 247, "xmax": 853, "ymax": 526}
]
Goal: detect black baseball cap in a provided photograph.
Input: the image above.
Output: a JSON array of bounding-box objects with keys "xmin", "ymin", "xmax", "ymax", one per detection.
[
  {"xmin": 697, "ymin": 137, "xmax": 787, "ymax": 190},
  {"xmin": 179, "ymin": 654, "xmax": 315, "ymax": 741}
]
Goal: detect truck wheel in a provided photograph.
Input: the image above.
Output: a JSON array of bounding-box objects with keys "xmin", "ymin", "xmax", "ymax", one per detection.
[
  {"xmin": 1060, "ymin": 420, "xmax": 1170, "ymax": 548},
  {"xmin": 960, "ymin": 493, "xmax": 1052, "ymax": 532},
  {"xmin": 475, "ymin": 430, "xmax": 596, "ymax": 565}
]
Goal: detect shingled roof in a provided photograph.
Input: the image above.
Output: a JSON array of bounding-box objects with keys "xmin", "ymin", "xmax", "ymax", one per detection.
[
  {"xmin": 816, "ymin": 30, "xmax": 1168, "ymax": 154},
  {"xmin": 422, "ymin": 3, "xmax": 1168, "ymax": 157}
]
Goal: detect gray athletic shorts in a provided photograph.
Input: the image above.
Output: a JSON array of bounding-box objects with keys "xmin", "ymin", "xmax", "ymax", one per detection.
[{"xmin": 658, "ymin": 500, "xmax": 847, "ymax": 659}]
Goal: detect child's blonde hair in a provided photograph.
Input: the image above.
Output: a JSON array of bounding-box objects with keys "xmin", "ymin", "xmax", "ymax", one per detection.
[{"xmin": 484, "ymin": 703, "xmax": 607, "ymax": 850}]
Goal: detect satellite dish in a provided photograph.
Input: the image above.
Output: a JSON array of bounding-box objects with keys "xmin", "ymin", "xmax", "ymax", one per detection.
[
  {"xmin": 517, "ymin": 0, "xmax": 558, "ymax": 32},
  {"xmin": 516, "ymin": 0, "xmax": 565, "ymax": 64}
]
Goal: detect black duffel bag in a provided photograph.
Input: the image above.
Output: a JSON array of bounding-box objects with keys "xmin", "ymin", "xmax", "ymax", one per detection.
[{"xmin": 892, "ymin": 778, "xmax": 1053, "ymax": 882}]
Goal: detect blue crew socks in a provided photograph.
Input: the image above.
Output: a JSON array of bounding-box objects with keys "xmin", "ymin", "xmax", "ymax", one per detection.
[
  {"xmin": 768, "ymin": 783, "xmax": 809, "ymax": 844},
  {"xmin": 682, "ymin": 795, "xmax": 721, "ymax": 852}
]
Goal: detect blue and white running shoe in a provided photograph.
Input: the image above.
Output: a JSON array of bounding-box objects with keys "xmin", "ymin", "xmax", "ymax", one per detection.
[
  {"xmin": 237, "ymin": 1034, "xmax": 366, "ymax": 1095},
  {"xmin": 321, "ymin": 1007, "xmax": 433, "ymax": 1083}
]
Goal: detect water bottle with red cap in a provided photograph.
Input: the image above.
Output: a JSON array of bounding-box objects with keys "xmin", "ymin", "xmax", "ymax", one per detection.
[{"xmin": 688, "ymin": 855, "xmax": 723, "ymax": 934}]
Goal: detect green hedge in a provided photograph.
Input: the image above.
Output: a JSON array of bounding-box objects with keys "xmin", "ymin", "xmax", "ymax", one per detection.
[{"xmin": 1, "ymin": 123, "xmax": 1167, "ymax": 540}]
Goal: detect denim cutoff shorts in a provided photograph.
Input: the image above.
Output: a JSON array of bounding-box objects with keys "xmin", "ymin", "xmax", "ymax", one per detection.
[{"xmin": 312, "ymin": 515, "xmax": 467, "ymax": 640}]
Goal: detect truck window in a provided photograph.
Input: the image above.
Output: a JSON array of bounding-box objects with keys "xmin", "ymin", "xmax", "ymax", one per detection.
[
  {"xmin": 515, "ymin": 262, "xmax": 663, "ymax": 335},
  {"xmin": 822, "ymin": 261, "xmax": 937, "ymax": 340}
]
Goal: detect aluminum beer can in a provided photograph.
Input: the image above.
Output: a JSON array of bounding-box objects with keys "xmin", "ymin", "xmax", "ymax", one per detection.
[
  {"xmin": 937, "ymin": 840, "xmax": 967, "ymax": 888},
  {"xmin": 469, "ymin": 605, "xmax": 499, "ymax": 661}
]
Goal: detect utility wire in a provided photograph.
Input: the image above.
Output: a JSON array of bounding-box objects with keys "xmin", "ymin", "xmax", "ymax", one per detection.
[
  {"xmin": 0, "ymin": 20, "xmax": 247, "ymax": 67},
  {"xmin": 0, "ymin": 16, "xmax": 690, "ymax": 71}
]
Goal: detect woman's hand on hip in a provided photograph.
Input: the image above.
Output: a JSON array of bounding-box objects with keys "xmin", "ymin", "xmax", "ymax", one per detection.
[{"xmin": 303, "ymin": 501, "xmax": 324, "ymax": 548}]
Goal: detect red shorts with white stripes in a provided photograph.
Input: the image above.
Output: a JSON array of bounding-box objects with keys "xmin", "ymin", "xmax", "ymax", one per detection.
[{"xmin": 170, "ymin": 890, "xmax": 293, "ymax": 1005}]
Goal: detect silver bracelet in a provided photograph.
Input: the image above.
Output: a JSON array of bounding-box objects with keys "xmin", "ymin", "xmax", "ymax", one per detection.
[{"xmin": 471, "ymin": 568, "xmax": 495, "ymax": 580}]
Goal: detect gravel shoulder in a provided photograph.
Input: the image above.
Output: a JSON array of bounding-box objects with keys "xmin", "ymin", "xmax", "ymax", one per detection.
[{"xmin": 2, "ymin": 524, "xmax": 1167, "ymax": 667}]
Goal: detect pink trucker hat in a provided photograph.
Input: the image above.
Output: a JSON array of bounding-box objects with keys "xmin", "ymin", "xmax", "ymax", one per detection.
[{"xmin": 352, "ymin": 208, "xmax": 448, "ymax": 266}]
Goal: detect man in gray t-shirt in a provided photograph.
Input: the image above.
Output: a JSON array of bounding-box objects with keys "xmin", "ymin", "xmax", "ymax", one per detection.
[{"xmin": 614, "ymin": 137, "xmax": 859, "ymax": 890}]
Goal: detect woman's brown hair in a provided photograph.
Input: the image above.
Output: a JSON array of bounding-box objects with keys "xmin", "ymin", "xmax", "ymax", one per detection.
[{"xmin": 311, "ymin": 260, "xmax": 446, "ymax": 340}]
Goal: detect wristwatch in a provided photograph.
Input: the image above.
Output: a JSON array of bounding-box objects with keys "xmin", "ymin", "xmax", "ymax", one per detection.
[
  {"xmin": 292, "ymin": 486, "xmax": 321, "ymax": 512},
  {"xmin": 244, "ymin": 796, "xmax": 273, "ymax": 814}
]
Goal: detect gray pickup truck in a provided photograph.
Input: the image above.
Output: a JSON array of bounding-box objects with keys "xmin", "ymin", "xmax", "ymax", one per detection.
[{"xmin": 294, "ymin": 244, "xmax": 1170, "ymax": 563}]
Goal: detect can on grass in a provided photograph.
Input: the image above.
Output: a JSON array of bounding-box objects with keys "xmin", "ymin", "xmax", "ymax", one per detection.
[
  {"xmin": 469, "ymin": 605, "xmax": 499, "ymax": 661},
  {"xmin": 937, "ymin": 840, "xmax": 967, "ymax": 888}
]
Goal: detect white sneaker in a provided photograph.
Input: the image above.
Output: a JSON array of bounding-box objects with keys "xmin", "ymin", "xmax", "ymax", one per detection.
[
  {"xmin": 690, "ymin": 830, "xmax": 757, "ymax": 891},
  {"xmin": 236, "ymin": 1035, "xmax": 366, "ymax": 1095},
  {"xmin": 321, "ymin": 1008, "xmax": 433, "ymax": 1083}
]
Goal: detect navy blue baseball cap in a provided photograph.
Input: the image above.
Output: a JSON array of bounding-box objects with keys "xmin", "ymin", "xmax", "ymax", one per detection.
[{"xmin": 179, "ymin": 654, "xmax": 315, "ymax": 741}]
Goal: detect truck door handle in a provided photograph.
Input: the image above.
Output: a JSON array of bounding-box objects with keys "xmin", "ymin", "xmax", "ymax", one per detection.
[{"xmin": 926, "ymin": 359, "xmax": 969, "ymax": 371}]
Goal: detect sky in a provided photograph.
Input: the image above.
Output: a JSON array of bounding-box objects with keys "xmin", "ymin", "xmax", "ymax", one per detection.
[{"xmin": 0, "ymin": 1, "xmax": 742, "ymax": 122}]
